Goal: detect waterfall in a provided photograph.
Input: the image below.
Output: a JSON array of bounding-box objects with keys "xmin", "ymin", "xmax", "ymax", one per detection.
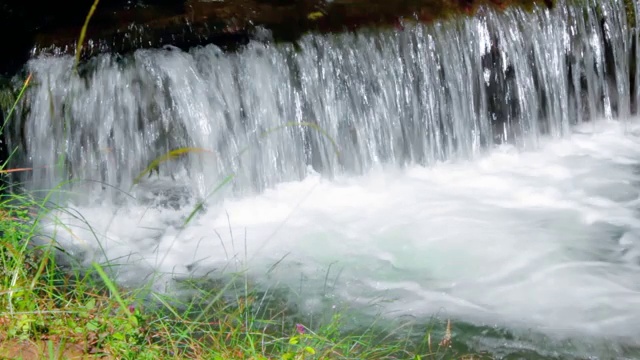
[
  {"xmin": 9, "ymin": 0, "xmax": 637, "ymax": 201},
  {"xmin": 11, "ymin": 2, "xmax": 640, "ymax": 353}
]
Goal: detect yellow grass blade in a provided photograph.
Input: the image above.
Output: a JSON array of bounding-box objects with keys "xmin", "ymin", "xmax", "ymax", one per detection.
[
  {"xmin": 133, "ymin": 147, "xmax": 212, "ymax": 185},
  {"xmin": 1, "ymin": 73, "xmax": 32, "ymax": 135},
  {"xmin": 75, "ymin": 0, "xmax": 101, "ymax": 71},
  {"xmin": 0, "ymin": 167, "xmax": 34, "ymax": 174}
]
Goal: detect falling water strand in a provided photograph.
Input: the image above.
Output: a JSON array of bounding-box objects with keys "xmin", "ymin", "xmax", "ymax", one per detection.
[{"xmin": 11, "ymin": 0, "xmax": 636, "ymax": 202}]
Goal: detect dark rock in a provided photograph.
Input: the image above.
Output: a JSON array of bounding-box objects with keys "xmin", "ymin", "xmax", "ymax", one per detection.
[{"xmin": 0, "ymin": 0, "xmax": 557, "ymax": 75}]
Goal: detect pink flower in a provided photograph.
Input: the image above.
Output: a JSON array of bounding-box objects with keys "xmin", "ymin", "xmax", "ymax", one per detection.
[{"xmin": 296, "ymin": 324, "xmax": 305, "ymax": 334}]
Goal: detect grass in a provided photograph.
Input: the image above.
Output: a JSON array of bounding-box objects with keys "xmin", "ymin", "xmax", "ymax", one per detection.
[
  {"xmin": 75, "ymin": 0, "xmax": 101, "ymax": 71},
  {"xmin": 0, "ymin": 71, "xmax": 486, "ymax": 359}
]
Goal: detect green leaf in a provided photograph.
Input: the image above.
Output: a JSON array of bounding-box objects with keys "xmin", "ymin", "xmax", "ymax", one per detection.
[
  {"xmin": 288, "ymin": 336, "xmax": 299, "ymax": 345},
  {"xmin": 112, "ymin": 332, "xmax": 125, "ymax": 341},
  {"xmin": 86, "ymin": 320, "xmax": 100, "ymax": 332},
  {"xmin": 281, "ymin": 353, "xmax": 294, "ymax": 360},
  {"xmin": 85, "ymin": 298, "xmax": 96, "ymax": 310},
  {"xmin": 129, "ymin": 315, "xmax": 139, "ymax": 327},
  {"xmin": 304, "ymin": 346, "xmax": 316, "ymax": 355}
]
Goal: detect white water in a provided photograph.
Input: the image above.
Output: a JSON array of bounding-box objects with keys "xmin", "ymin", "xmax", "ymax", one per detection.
[
  {"xmin": 14, "ymin": 0, "xmax": 634, "ymax": 198},
  {"xmin": 7, "ymin": 0, "xmax": 640, "ymax": 355},
  {"xmin": 44, "ymin": 119, "xmax": 640, "ymax": 346}
]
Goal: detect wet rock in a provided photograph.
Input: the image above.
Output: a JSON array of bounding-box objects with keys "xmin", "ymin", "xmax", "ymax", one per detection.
[{"xmin": 0, "ymin": 0, "xmax": 557, "ymax": 75}]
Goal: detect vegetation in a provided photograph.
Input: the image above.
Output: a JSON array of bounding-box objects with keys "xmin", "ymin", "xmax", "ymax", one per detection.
[{"xmin": 624, "ymin": 0, "xmax": 637, "ymax": 27}]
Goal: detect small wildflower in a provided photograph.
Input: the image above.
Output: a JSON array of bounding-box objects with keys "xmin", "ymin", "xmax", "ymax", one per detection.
[
  {"xmin": 296, "ymin": 323, "xmax": 305, "ymax": 334},
  {"xmin": 128, "ymin": 305, "xmax": 135, "ymax": 314}
]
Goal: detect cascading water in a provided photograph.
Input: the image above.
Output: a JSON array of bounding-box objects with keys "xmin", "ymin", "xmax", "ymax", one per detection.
[
  {"xmin": 14, "ymin": 0, "xmax": 634, "ymax": 197},
  {"xmin": 8, "ymin": 0, "xmax": 640, "ymax": 357}
]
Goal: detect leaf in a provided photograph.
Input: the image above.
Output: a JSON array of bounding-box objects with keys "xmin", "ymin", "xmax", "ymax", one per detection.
[
  {"xmin": 112, "ymin": 332, "xmax": 125, "ymax": 341},
  {"xmin": 75, "ymin": 0, "xmax": 101, "ymax": 71},
  {"xmin": 133, "ymin": 147, "xmax": 212, "ymax": 185},
  {"xmin": 86, "ymin": 320, "xmax": 100, "ymax": 332},
  {"xmin": 129, "ymin": 315, "xmax": 139, "ymax": 327},
  {"xmin": 307, "ymin": 11, "xmax": 324, "ymax": 20},
  {"xmin": 288, "ymin": 336, "xmax": 299, "ymax": 345},
  {"xmin": 85, "ymin": 298, "xmax": 96, "ymax": 310},
  {"xmin": 0, "ymin": 167, "xmax": 35, "ymax": 174},
  {"xmin": 304, "ymin": 347, "xmax": 316, "ymax": 355}
]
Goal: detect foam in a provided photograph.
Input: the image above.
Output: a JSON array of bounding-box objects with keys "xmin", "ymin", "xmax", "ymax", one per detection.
[{"xmin": 42, "ymin": 120, "xmax": 640, "ymax": 344}]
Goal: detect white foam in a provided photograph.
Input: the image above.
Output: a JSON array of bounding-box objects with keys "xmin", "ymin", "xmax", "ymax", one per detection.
[{"xmin": 43, "ymin": 119, "xmax": 640, "ymax": 344}]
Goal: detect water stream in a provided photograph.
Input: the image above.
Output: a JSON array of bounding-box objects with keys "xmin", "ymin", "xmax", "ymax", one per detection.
[{"xmin": 8, "ymin": 0, "xmax": 640, "ymax": 357}]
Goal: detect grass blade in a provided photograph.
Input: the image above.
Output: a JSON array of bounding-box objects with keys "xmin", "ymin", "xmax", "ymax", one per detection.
[
  {"xmin": 75, "ymin": 0, "xmax": 101, "ymax": 71},
  {"xmin": 0, "ymin": 73, "xmax": 32, "ymax": 135},
  {"xmin": 91, "ymin": 262, "xmax": 137, "ymax": 325}
]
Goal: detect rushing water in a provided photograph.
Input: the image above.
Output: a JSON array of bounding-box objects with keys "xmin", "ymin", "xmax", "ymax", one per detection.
[
  {"xmin": 7, "ymin": 0, "xmax": 640, "ymax": 357},
  {"xmin": 13, "ymin": 0, "xmax": 635, "ymax": 196}
]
